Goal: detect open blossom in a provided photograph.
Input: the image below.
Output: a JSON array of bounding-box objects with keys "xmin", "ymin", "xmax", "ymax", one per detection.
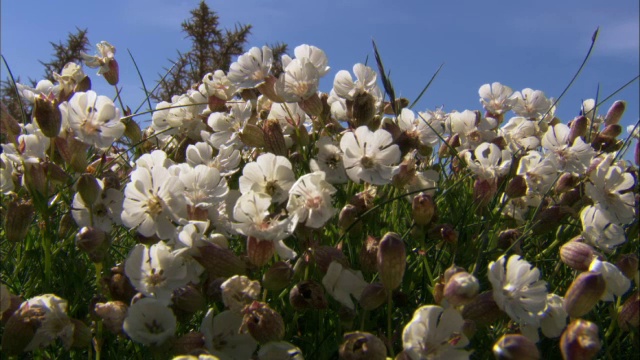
[
  {"xmin": 71, "ymin": 178, "xmax": 123, "ymax": 232},
  {"xmin": 464, "ymin": 142, "xmax": 512, "ymax": 180},
  {"xmin": 510, "ymin": 88, "xmax": 552, "ymax": 119},
  {"xmin": 322, "ymin": 261, "xmax": 368, "ymax": 310},
  {"xmin": 228, "ymin": 46, "xmax": 273, "ymax": 89},
  {"xmin": 310, "ymin": 136, "xmax": 348, "ymax": 184},
  {"xmin": 585, "ymin": 154, "xmax": 636, "ymax": 225},
  {"xmin": 500, "ymin": 116, "xmax": 541, "ymax": 152},
  {"xmin": 123, "ymin": 298, "xmax": 176, "ymax": 346},
  {"xmin": 402, "ymin": 305, "xmax": 470, "ymax": 360},
  {"xmin": 201, "ymin": 309, "xmax": 258, "ymax": 360},
  {"xmin": 580, "ymin": 205, "xmax": 626, "ymax": 252},
  {"xmin": 275, "ymin": 58, "xmax": 320, "ymax": 102},
  {"xmin": 82, "ymin": 41, "xmax": 116, "ymax": 75},
  {"xmin": 542, "ymin": 123, "xmax": 595, "ymax": 174},
  {"xmin": 516, "ymin": 150, "xmax": 557, "ymax": 195},
  {"xmin": 479, "ymin": 82, "xmax": 516, "ymax": 115},
  {"xmin": 202, "ymin": 70, "xmax": 237, "ymax": 101},
  {"xmin": 239, "ymin": 153, "xmax": 296, "ymax": 204},
  {"xmin": 20, "ymin": 294, "xmax": 74, "ymax": 351},
  {"xmin": 174, "ymin": 164, "xmax": 229, "ymax": 210},
  {"xmin": 447, "ymin": 110, "xmax": 496, "ymax": 150},
  {"xmin": 488, "ymin": 255, "xmax": 548, "ymax": 327},
  {"xmin": 204, "ymin": 100, "xmax": 252, "ymax": 149},
  {"xmin": 221, "ymin": 275, "xmax": 261, "ymax": 313},
  {"xmin": 589, "ymin": 258, "xmax": 631, "ymax": 302},
  {"xmin": 282, "ymin": 44, "xmax": 330, "ymax": 77},
  {"xmin": 287, "ymin": 171, "xmax": 337, "ymax": 229},
  {"xmin": 65, "ymin": 90, "xmax": 124, "ymax": 149},
  {"xmin": 186, "ymin": 142, "xmax": 241, "ymax": 177},
  {"xmin": 340, "ymin": 126, "xmax": 401, "ymax": 185},
  {"xmin": 333, "ymin": 63, "xmax": 382, "ymax": 101}
]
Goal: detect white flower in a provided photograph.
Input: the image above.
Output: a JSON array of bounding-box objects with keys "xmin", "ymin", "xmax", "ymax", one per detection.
[
  {"xmin": 275, "ymin": 58, "xmax": 320, "ymax": 102},
  {"xmin": 0, "ymin": 154, "xmax": 15, "ymax": 193},
  {"xmin": 72, "ymin": 178, "xmax": 123, "ymax": 232},
  {"xmin": 463, "ymin": 142, "xmax": 512, "ymax": 180},
  {"xmin": 580, "ymin": 205, "xmax": 626, "ymax": 252},
  {"xmin": 282, "ymin": 44, "xmax": 330, "ymax": 77},
  {"xmin": 287, "ymin": 171, "xmax": 337, "ymax": 229},
  {"xmin": 488, "ymin": 255, "xmax": 548, "ymax": 327},
  {"xmin": 202, "ymin": 70, "xmax": 237, "ymax": 100},
  {"xmin": 177, "ymin": 164, "xmax": 228, "ymax": 210},
  {"xmin": 585, "ymin": 154, "xmax": 636, "ymax": 225},
  {"xmin": 122, "ymin": 166, "xmax": 187, "ymax": 239},
  {"xmin": 65, "ymin": 90, "xmax": 124, "ymax": 149},
  {"xmin": 228, "ymin": 46, "xmax": 273, "ymax": 89},
  {"xmin": 322, "ymin": 261, "xmax": 368, "ymax": 310},
  {"xmin": 239, "ymin": 153, "xmax": 296, "ymax": 204},
  {"xmin": 416, "ymin": 110, "xmax": 447, "ymax": 148},
  {"xmin": 186, "ymin": 142, "xmax": 241, "ymax": 177},
  {"xmin": 539, "ymin": 294, "xmax": 568, "ymax": 338},
  {"xmin": 16, "ymin": 80, "xmax": 58, "ymax": 104},
  {"xmin": 82, "ymin": 41, "xmax": 116, "ymax": 75},
  {"xmin": 124, "ymin": 242, "xmax": 196, "ymax": 303},
  {"xmin": 201, "ymin": 309, "xmax": 258, "ymax": 360},
  {"xmin": 447, "ymin": 110, "xmax": 496, "ymax": 150},
  {"xmin": 501, "ymin": 193, "xmax": 542, "ymax": 224},
  {"xmin": 516, "ymin": 150, "xmax": 557, "ymax": 195},
  {"xmin": 333, "ymin": 63, "xmax": 383, "ymax": 102},
  {"xmin": 510, "ymin": 88, "xmax": 552, "ymax": 119},
  {"xmin": 500, "ymin": 116, "xmax": 541, "ymax": 152},
  {"xmin": 402, "ymin": 305, "xmax": 470, "ymax": 360},
  {"xmin": 21, "ymin": 294, "xmax": 74, "ymax": 351},
  {"xmin": 205, "ymin": 100, "xmax": 252, "ymax": 149},
  {"xmin": 16, "ymin": 123, "xmax": 51, "ymax": 162},
  {"xmin": 268, "ymin": 102, "xmax": 311, "ymax": 134},
  {"xmin": 310, "ymin": 136, "xmax": 348, "ymax": 184},
  {"xmin": 220, "ymin": 275, "xmax": 261, "ymax": 313},
  {"xmin": 123, "ymin": 298, "xmax": 176, "ymax": 346},
  {"xmin": 479, "ymin": 82, "xmax": 516, "ymax": 115},
  {"xmin": 589, "ymin": 258, "xmax": 631, "ymax": 302},
  {"xmin": 340, "ymin": 126, "xmax": 401, "ymax": 185},
  {"xmin": 53, "ymin": 62, "xmax": 86, "ymax": 95},
  {"xmin": 542, "ymin": 123, "xmax": 595, "ymax": 175},
  {"xmin": 397, "ymin": 108, "xmax": 442, "ymax": 148}
]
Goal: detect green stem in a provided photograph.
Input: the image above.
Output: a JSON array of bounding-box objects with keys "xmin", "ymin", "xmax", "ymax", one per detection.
[{"xmin": 94, "ymin": 262, "xmax": 104, "ymax": 360}]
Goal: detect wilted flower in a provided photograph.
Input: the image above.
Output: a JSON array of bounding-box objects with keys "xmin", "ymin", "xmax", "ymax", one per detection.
[
  {"xmin": 322, "ymin": 261, "xmax": 368, "ymax": 310},
  {"xmin": 402, "ymin": 305, "xmax": 470, "ymax": 359},
  {"xmin": 123, "ymin": 298, "xmax": 176, "ymax": 346},
  {"xmin": 201, "ymin": 308, "xmax": 258, "ymax": 360},
  {"xmin": 221, "ymin": 275, "xmax": 261, "ymax": 313}
]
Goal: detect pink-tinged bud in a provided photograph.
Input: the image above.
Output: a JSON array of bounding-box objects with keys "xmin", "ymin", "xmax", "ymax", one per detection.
[
  {"xmin": 77, "ymin": 173, "xmax": 101, "ymax": 206},
  {"xmin": 568, "ymin": 116, "xmax": 588, "ymax": 145},
  {"xmin": 172, "ymin": 332, "xmax": 205, "ymax": 356},
  {"xmin": 4, "ymin": 198, "xmax": 34, "ymax": 243},
  {"xmin": 263, "ymin": 118, "xmax": 288, "ymax": 156},
  {"xmin": 618, "ymin": 291, "xmax": 639, "ymax": 331},
  {"xmin": 289, "ymin": 280, "xmax": 327, "ymax": 311},
  {"xmin": 246, "ymin": 236, "xmax": 275, "ymax": 267},
  {"xmin": 496, "ymin": 229, "xmax": 522, "ymax": 253},
  {"xmin": 616, "ymin": 254, "xmax": 639, "ymax": 280},
  {"xmin": 493, "ymin": 334, "xmax": 540, "ymax": 360},
  {"xmin": 592, "ymin": 125, "xmax": 623, "ymax": 152},
  {"xmin": 33, "ymin": 96, "xmax": 62, "ymax": 138},
  {"xmin": 173, "ymin": 285, "xmax": 206, "ymax": 315},
  {"xmin": 94, "ymin": 301, "xmax": 127, "ymax": 334},
  {"xmin": 604, "ymin": 100, "xmax": 626, "ymax": 126},
  {"xmin": 600, "ymin": 124, "xmax": 622, "ymax": 138},
  {"xmin": 555, "ymin": 173, "xmax": 580, "ymax": 194},
  {"xmin": 339, "ymin": 205, "xmax": 362, "ymax": 236},
  {"xmin": 299, "ymin": 93, "xmax": 323, "ymax": 116},
  {"xmin": 257, "ymin": 75, "xmax": 285, "ymax": 103},
  {"xmin": 76, "ymin": 227, "xmax": 110, "ymax": 263},
  {"xmin": 359, "ymin": 283, "xmax": 387, "ymax": 311},
  {"xmin": 242, "ymin": 301, "xmax": 285, "ymax": 344},
  {"xmin": 560, "ymin": 319, "xmax": 601, "ymax": 360},
  {"xmin": 444, "ymin": 271, "xmax": 480, "ymax": 306},
  {"xmin": 560, "ymin": 240, "xmax": 598, "ymax": 271},
  {"xmin": 412, "ymin": 193, "xmax": 436, "ymax": 226},
  {"xmin": 339, "ymin": 331, "xmax": 387, "ymax": 360},
  {"xmin": 505, "ymin": 175, "xmax": 527, "ymax": 198},
  {"xmin": 377, "ymin": 232, "xmax": 406, "ymax": 292},
  {"xmin": 262, "ymin": 261, "xmax": 294, "ymax": 292},
  {"xmin": 462, "ymin": 291, "xmax": 503, "ymax": 326},
  {"xmin": 240, "ymin": 123, "xmax": 266, "ymax": 148},
  {"xmin": 473, "ymin": 178, "xmax": 498, "ymax": 208},
  {"xmin": 359, "ymin": 236, "xmax": 380, "ymax": 274},
  {"xmin": 312, "ymin": 246, "xmax": 348, "ymax": 273},
  {"xmin": 194, "ymin": 242, "xmax": 246, "ymax": 278},
  {"xmin": 103, "ymin": 58, "xmax": 119, "ymax": 86},
  {"xmin": 70, "ymin": 319, "xmax": 92, "ymax": 349},
  {"xmin": 1, "ymin": 307, "xmax": 39, "ymax": 355},
  {"xmin": 564, "ymin": 272, "xmax": 606, "ymax": 318},
  {"xmin": 100, "ymin": 264, "xmax": 136, "ymax": 303},
  {"xmin": 208, "ymin": 94, "xmax": 227, "ymax": 112}
]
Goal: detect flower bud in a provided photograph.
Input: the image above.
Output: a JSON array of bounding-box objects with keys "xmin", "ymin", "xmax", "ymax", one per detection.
[
  {"xmin": 247, "ymin": 236, "xmax": 275, "ymax": 267},
  {"xmin": 555, "ymin": 173, "xmax": 580, "ymax": 194},
  {"xmin": 493, "ymin": 334, "xmax": 540, "ymax": 360},
  {"xmin": 615, "ymin": 253, "xmax": 638, "ymax": 280},
  {"xmin": 23, "ymin": 162, "xmax": 48, "ymax": 197},
  {"xmin": 564, "ymin": 272, "xmax": 606, "ymax": 318},
  {"xmin": 429, "ymin": 223, "xmax": 459, "ymax": 245},
  {"xmin": 560, "ymin": 240, "xmax": 597, "ymax": 271},
  {"xmin": 172, "ymin": 332, "xmax": 206, "ymax": 356},
  {"xmin": 101, "ymin": 264, "xmax": 136, "ymax": 303},
  {"xmin": 312, "ymin": 246, "xmax": 347, "ymax": 273},
  {"xmin": 443, "ymin": 265, "xmax": 465, "ymax": 283},
  {"xmin": 349, "ymin": 92, "xmax": 376, "ymax": 129},
  {"xmin": 604, "ymin": 100, "xmax": 625, "ymax": 126},
  {"xmin": 339, "ymin": 204, "xmax": 362, "ymax": 234},
  {"xmin": 77, "ymin": 173, "xmax": 101, "ymax": 206},
  {"xmin": 568, "ymin": 115, "xmax": 588, "ymax": 145},
  {"xmin": 496, "ymin": 229, "xmax": 522, "ymax": 253},
  {"xmin": 262, "ymin": 261, "xmax": 294, "ymax": 292},
  {"xmin": 194, "ymin": 242, "xmax": 246, "ymax": 278},
  {"xmin": 122, "ymin": 115, "xmax": 142, "ymax": 144},
  {"xmin": 339, "ymin": 331, "xmax": 387, "ymax": 360},
  {"xmin": 377, "ymin": 232, "xmax": 406, "ymax": 292},
  {"xmin": 103, "ymin": 58, "xmax": 120, "ymax": 85},
  {"xmin": 289, "ymin": 280, "xmax": 327, "ymax": 311},
  {"xmin": 462, "ymin": 291, "xmax": 503, "ymax": 326},
  {"xmin": 412, "ymin": 193, "xmax": 436, "ymax": 225},
  {"xmin": 4, "ymin": 198, "xmax": 34, "ymax": 243},
  {"xmin": 444, "ymin": 271, "xmax": 480, "ymax": 306},
  {"xmin": 33, "ymin": 96, "xmax": 62, "ymax": 138},
  {"xmin": 76, "ymin": 227, "xmax": 110, "ymax": 263},
  {"xmin": 257, "ymin": 75, "xmax": 285, "ymax": 103},
  {"xmin": 433, "ymin": 282, "xmax": 445, "ymax": 305},
  {"xmin": 560, "ymin": 319, "xmax": 601, "ymax": 360},
  {"xmin": 473, "ymin": 178, "xmax": 497, "ymax": 208},
  {"xmin": 263, "ymin": 118, "xmax": 288, "ymax": 157},
  {"xmin": 359, "ymin": 235, "xmax": 380, "ymax": 274},
  {"xmin": 240, "ymin": 123, "xmax": 266, "ymax": 148},
  {"xmin": 531, "ymin": 205, "xmax": 572, "ymax": 235},
  {"xmin": 173, "ymin": 285, "xmax": 206, "ymax": 315},
  {"xmin": 242, "ymin": 301, "xmax": 285, "ymax": 344},
  {"xmin": 439, "ymin": 134, "xmax": 460, "ymax": 158},
  {"xmin": 94, "ymin": 301, "xmax": 127, "ymax": 334},
  {"xmin": 618, "ymin": 291, "xmax": 639, "ymax": 331},
  {"xmin": 299, "ymin": 93, "xmax": 323, "ymax": 117},
  {"xmin": 74, "ymin": 75, "xmax": 91, "ymax": 93},
  {"xmin": 358, "ymin": 283, "xmax": 387, "ymax": 311},
  {"xmin": 505, "ymin": 175, "xmax": 527, "ymax": 198},
  {"xmin": 349, "ymin": 188, "xmax": 377, "ymax": 214}
]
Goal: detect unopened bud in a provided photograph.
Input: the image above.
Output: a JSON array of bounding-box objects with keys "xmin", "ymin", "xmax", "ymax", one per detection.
[
  {"xmin": 173, "ymin": 285, "xmax": 206, "ymax": 315},
  {"xmin": 339, "ymin": 331, "xmax": 387, "ymax": 360},
  {"xmin": 338, "ymin": 205, "xmax": 361, "ymax": 235},
  {"xmin": 358, "ymin": 283, "xmax": 387, "ymax": 311},
  {"xmin": 103, "ymin": 59, "xmax": 119, "ymax": 85},
  {"xmin": 94, "ymin": 301, "xmax": 127, "ymax": 334},
  {"xmin": 359, "ymin": 236, "xmax": 379, "ymax": 274},
  {"xmin": 263, "ymin": 119, "xmax": 288, "ymax": 156},
  {"xmin": 493, "ymin": 334, "xmax": 540, "ymax": 360},
  {"xmin": 531, "ymin": 206, "xmax": 572, "ymax": 235},
  {"xmin": 555, "ymin": 173, "xmax": 580, "ymax": 194},
  {"xmin": 618, "ymin": 291, "xmax": 639, "ymax": 331},
  {"xmin": 33, "ymin": 96, "xmax": 62, "ymax": 138},
  {"xmin": 122, "ymin": 115, "xmax": 142, "ymax": 144},
  {"xmin": 430, "ymin": 224, "xmax": 459, "ymax": 245},
  {"xmin": 299, "ymin": 93, "xmax": 323, "ymax": 117},
  {"xmin": 77, "ymin": 173, "xmax": 101, "ymax": 206},
  {"xmin": 76, "ymin": 227, "xmax": 110, "ymax": 263},
  {"xmin": 604, "ymin": 101, "xmax": 625, "ymax": 126},
  {"xmin": 194, "ymin": 242, "xmax": 246, "ymax": 278},
  {"xmin": 497, "ymin": 229, "xmax": 522, "ymax": 253},
  {"xmin": 473, "ymin": 178, "xmax": 497, "ymax": 208},
  {"xmin": 568, "ymin": 116, "xmax": 588, "ymax": 145},
  {"xmin": 560, "ymin": 319, "xmax": 601, "ymax": 360},
  {"xmin": 564, "ymin": 272, "xmax": 606, "ymax": 318},
  {"xmin": 350, "ymin": 92, "xmax": 376, "ymax": 129},
  {"xmin": 560, "ymin": 240, "xmax": 598, "ymax": 271},
  {"xmin": 4, "ymin": 198, "xmax": 34, "ymax": 243},
  {"xmin": 243, "ymin": 301, "xmax": 285, "ymax": 344},
  {"xmin": 377, "ymin": 232, "xmax": 406, "ymax": 292},
  {"xmin": 74, "ymin": 75, "xmax": 91, "ymax": 93},
  {"xmin": 616, "ymin": 254, "xmax": 638, "ymax": 280},
  {"xmin": 101, "ymin": 264, "xmax": 136, "ymax": 303},
  {"xmin": 412, "ymin": 193, "xmax": 436, "ymax": 225},
  {"xmin": 444, "ymin": 271, "xmax": 480, "ymax": 306},
  {"xmin": 443, "ymin": 265, "xmax": 465, "ymax": 283},
  {"xmin": 172, "ymin": 332, "xmax": 205, "ymax": 356},
  {"xmin": 240, "ymin": 123, "xmax": 266, "ymax": 148},
  {"xmin": 247, "ymin": 236, "xmax": 275, "ymax": 267},
  {"xmin": 505, "ymin": 175, "xmax": 527, "ymax": 198},
  {"xmin": 433, "ymin": 282, "xmax": 445, "ymax": 305},
  {"xmin": 462, "ymin": 291, "xmax": 503, "ymax": 326},
  {"xmin": 1, "ymin": 307, "xmax": 39, "ymax": 355},
  {"xmin": 289, "ymin": 281, "xmax": 327, "ymax": 311},
  {"xmin": 257, "ymin": 75, "xmax": 285, "ymax": 103},
  {"xmin": 262, "ymin": 261, "xmax": 294, "ymax": 292},
  {"xmin": 23, "ymin": 162, "xmax": 47, "ymax": 197},
  {"xmin": 312, "ymin": 246, "xmax": 347, "ymax": 273}
]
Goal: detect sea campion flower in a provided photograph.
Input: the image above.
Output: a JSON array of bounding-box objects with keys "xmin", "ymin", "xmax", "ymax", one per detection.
[
  {"xmin": 516, "ymin": 150, "xmax": 557, "ymax": 196},
  {"xmin": 239, "ymin": 153, "xmax": 296, "ymax": 204},
  {"xmin": 282, "ymin": 44, "xmax": 330, "ymax": 77},
  {"xmin": 286, "ymin": 171, "xmax": 337, "ymax": 229},
  {"xmin": 402, "ymin": 305, "xmax": 470, "ymax": 360},
  {"xmin": 479, "ymin": 82, "xmax": 516, "ymax": 115},
  {"xmin": 71, "ymin": 178, "xmax": 124, "ymax": 233},
  {"xmin": 204, "ymin": 100, "xmax": 253, "ymax": 149},
  {"xmin": 500, "ymin": 116, "xmax": 541, "ymax": 152},
  {"xmin": 488, "ymin": 255, "xmax": 548, "ymax": 327},
  {"xmin": 201, "ymin": 309, "xmax": 258, "ymax": 359},
  {"xmin": 82, "ymin": 41, "xmax": 118, "ymax": 83},
  {"xmin": 220, "ymin": 275, "xmax": 261, "ymax": 313},
  {"xmin": 123, "ymin": 298, "xmax": 176, "ymax": 346},
  {"xmin": 463, "ymin": 142, "xmax": 512, "ymax": 180},
  {"xmin": 340, "ymin": 126, "xmax": 401, "ymax": 185},
  {"xmin": 202, "ymin": 70, "xmax": 238, "ymax": 101},
  {"xmin": 174, "ymin": 164, "xmax": 229, "ymax": 210},
  {"xmin": 447, "ymin": 110, "xmax": 496, "ymax": 150},
  {"xmin": 321, "ymin": 261, "xmax": 368, "ymax": 310},
  {"xmin": 510, "ymin": 88, "xmax": 552, "ymax": 119},
  {"xmin": 186, "ymin": 142, "xmax": 241, "ymax": 177},
  {"xmin": 588, "ymin": 258, "xmax": 631, "ymax": 301},
  {"xmin": 65, "ymin": 90, "xmax": 125, "ymax": 149},
  {"xmin": 542, "ymin": 123, "xmax": 595, "ymax": 175},
  {"xmin": 310, "ymin": 136, "xmax": 348, "ymax": 184},
  {"xmin": 20, "ymin": 294, "xmax": 74, "ymax": 351},
  {"xmin": 333, "ymin": 63, "xmax": 382, "ymax": 102},
  {"xmin": 584, "ymin": 154, "xmax": 636, "ymax": 225},
  {"xmin": 580, "ymin": 205, "xmax": 626, "ymax": 252},
  {"xmin": 275, "ymin": 58, "xmax": 320, "ymax": 102},
  {"xmin": 228, "ymin": 46, "xmax": 273, "ymax": 89}
]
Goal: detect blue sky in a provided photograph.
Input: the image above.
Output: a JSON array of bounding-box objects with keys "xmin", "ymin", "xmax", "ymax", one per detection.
[{"xmin": 2, "ymin": 0, "xmax": 638, "ymax": 145}]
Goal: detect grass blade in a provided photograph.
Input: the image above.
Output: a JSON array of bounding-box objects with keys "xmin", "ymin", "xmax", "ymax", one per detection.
[{"xmin": 409, "ymin": 62, "xmax": 444, "ymax": 109}]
